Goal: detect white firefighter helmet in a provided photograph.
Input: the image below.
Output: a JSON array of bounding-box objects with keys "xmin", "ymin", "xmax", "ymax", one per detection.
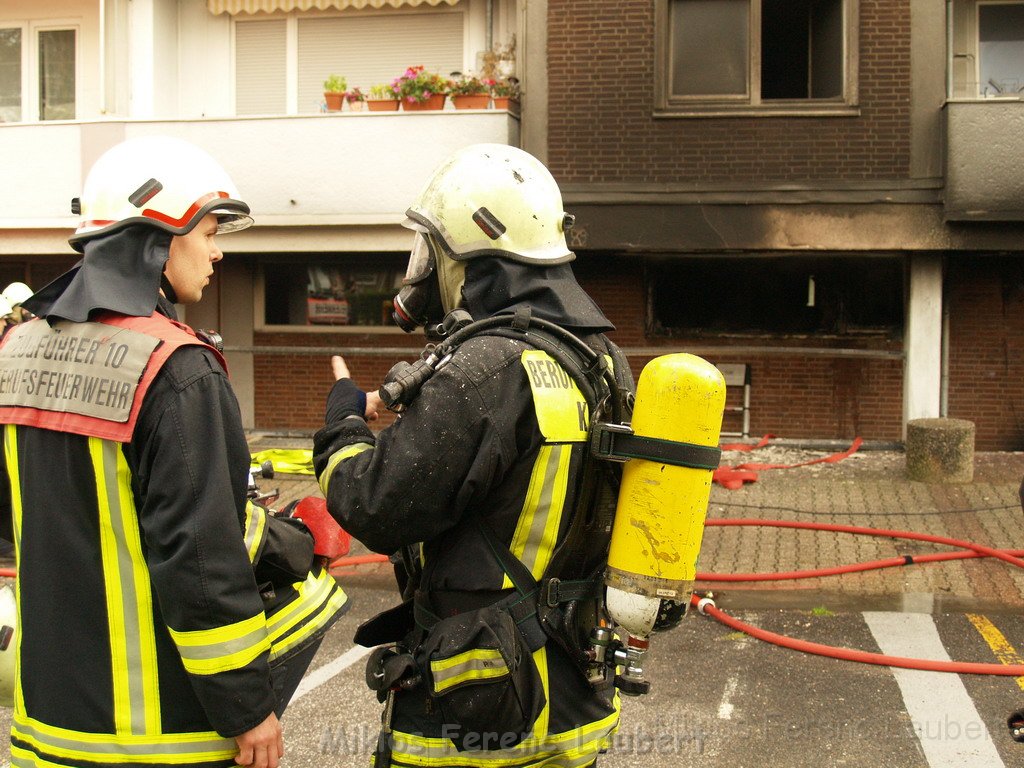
[
  {"xmin": 0, "ymin": 584, "xmax": 16, "ymax": 707},
  {"xmin": 2, "ymin": 282, "xmax": 31, "ymax": 308},
  {"xmin": 0, "ymin": 294, "xmax": 13, "ymax": 320},
  {"xmin": 69, "ymin": 136, "xmax": 253, "ymax": 252},
  {"xmin": 404, "ymin": 143, "xmax": 575, "ymax": 265}
]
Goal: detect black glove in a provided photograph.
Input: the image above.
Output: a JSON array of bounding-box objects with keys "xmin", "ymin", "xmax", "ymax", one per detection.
[{"xmin": 325, "ymin": 378, "xmax": 367, "ymax": 424}]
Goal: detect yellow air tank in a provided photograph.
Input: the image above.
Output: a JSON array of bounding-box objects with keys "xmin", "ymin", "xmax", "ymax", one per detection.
[{"xmin": 605, "ymin": 353, "xmax": 726, "ymax": 640}]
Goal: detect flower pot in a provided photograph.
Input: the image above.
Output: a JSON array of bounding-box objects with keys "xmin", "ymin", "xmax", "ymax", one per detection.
[
  {"xmin": 452, "ymin": 94, "xmax": 491, "ymax": 109},
  {"xmin": 346, "ymin": 100, "xmax": 367, "ymax": 112},
  {"xmin": 366, "ymin": 99, "xmax": 400, "ymax": 112},
  {"xmin": 324, "ymin": 92, "xmax": 344, "ymax": 112},
  {"xmin": 492, "ymin": 97, "xmax": 518, "ymax": 110},
  {"xmin": 402, "ymin": 94, "xmax": 446, "ymax": 111}
]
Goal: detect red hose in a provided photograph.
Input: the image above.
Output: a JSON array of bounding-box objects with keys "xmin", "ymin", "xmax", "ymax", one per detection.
[{"xmin": 690, "ymin": 593, "xmax": 1024, "ymax": 676}]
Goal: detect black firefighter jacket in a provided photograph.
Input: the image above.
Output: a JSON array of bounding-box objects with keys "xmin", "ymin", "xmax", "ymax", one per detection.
[
  {"xmin": 0, "ymin": 309, "xmax": 347, "ymax": 768},
  {"xmin": 315, "ymin": 328, "xmax": 633, "ymax": 767}
]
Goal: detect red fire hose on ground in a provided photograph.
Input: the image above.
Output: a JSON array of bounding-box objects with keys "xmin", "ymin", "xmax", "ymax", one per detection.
[{"xmin": 324, "ymin": 517, "xmax": 1024, "ymax": 676}]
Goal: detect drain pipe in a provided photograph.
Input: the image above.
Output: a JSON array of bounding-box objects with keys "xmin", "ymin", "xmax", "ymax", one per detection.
[{"xmin": 940, "ymin": 259, "xmax": 950, "ymax": 416}]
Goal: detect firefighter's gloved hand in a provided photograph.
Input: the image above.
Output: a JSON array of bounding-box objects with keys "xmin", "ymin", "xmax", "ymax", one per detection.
[{"xmin": 324, "ymin": 378, "xmax": 367, "ymax": 425}]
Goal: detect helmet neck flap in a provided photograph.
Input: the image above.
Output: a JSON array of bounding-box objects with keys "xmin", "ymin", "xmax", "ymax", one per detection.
[
  {"xmin": 461, "ymin": 258, "xmax": 614, "ymax": 336},
  {"xmin": 25, "ymin": 225, "xmax": 172, "ymax": 323}
]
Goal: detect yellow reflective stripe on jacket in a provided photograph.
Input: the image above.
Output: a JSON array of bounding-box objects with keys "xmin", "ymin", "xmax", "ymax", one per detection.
[
  {"xmin": 12, "ymin": 712, "xmax": 236, "ymax": 765},
  {"xmin": 430, "ymin": 648, "xmax": 508, "ymax": 694},
  {"xmin": 387, "ymin": 704, "xmax": 620, "ymax": 767},
  {"xmin": 317, "ymin": 442, "xmax": 372, "ymax": 497},
  {"xmin": 3, "ymin": 425, "xmax": 25, "ymax": 716},
  {"xmin": 167, "ymin": 613, "xmax": 270, "ymax": 676},
  {"xmin": 242, "ymin": 501, "xmax": 266, "ymax": 562},
  {"xmin": 520, "ymin": 350, "xmax": 588, "ymax": 443},
  {"xmin": 501, "ymin": 444, "xmax": 572, "ymax": 589},
  {"xmin": 89, "ymin": 437, "xmax": 161, "ymax": 737},
  {"xmin": 266, "ymin": 568, "xmax": 348, "ymax": 660}
]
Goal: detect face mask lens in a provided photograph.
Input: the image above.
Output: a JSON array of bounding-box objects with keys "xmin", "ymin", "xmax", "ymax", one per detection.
[{"xmin": 403, "ymin": 233, "xmax": 435, "ymax": 285}]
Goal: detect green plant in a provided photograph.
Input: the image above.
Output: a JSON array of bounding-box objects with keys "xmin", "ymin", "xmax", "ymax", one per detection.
[
  {"xmin": 448, "ymin": 72, "xmax": 490, "ymax": 96},
  {"xmin": 368, "ymin": 83, "xmax": 399, "ymax": 100},
  {"xmin": 344, "ymin": 87, "xmax": 366, "ymax": 103},
  {"xmin": 393, "ymin": 65, "xmax": 450, "ymax": 104},
  {"xmin": 323, "ymin": 74, "xmax": 347, "ymax": 94}
]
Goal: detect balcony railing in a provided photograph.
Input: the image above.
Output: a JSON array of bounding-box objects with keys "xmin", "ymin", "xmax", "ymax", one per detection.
[{"xmin": 0, "ymin": 110, "xmax": 519, "ymax": 234}]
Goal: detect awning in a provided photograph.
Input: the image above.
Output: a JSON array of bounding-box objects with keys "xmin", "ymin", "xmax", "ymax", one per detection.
[{"xmin": 207, "ymin": 0, "xmax": 458, "ymax": 13}]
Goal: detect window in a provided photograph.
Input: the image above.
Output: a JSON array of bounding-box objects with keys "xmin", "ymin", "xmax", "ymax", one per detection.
[
  {"xmin": 655, "ymin": 0, "xmax": 858, "ymax": 115},
  {"xmin": 235, "ymin": 11, "xmax": 464, "ymax": 116},
  {"xmin": 647, "ymin": 256, "xmax": 903, "ymax": 338},
  {"xmin": 0, "ymin": 29, "xmax": 21, "ymax": 122},
  {"xmin": 0, "ymin": 24, "xmax": 76, "ymax": 122},
  {"xmin": 260, "ymin": 256, "xmax": 406, "ymax": 329},
  {"xmin": 978, "ymin": 2, "xmax": 1024, "ymax": 96}
]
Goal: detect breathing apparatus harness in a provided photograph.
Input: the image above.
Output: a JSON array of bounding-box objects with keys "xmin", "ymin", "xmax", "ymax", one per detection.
[{"xmin": 376, "ymin": 308, "xmax": 720, "ymax": 689}]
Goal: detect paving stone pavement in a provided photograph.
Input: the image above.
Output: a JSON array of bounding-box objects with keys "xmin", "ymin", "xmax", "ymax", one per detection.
[{"xmin": 249, "ymin": 433, "xmax": 1024, "ymax": 612}]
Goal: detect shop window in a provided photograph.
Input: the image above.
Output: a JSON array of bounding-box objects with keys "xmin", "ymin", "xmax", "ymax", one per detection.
[
  {"xmin": 261, "ymin": 258, "xmax": 405, "ymax": 329},
  {"xmin": 0, "ymin": 25, "xmax": 75, "ymax": 122},
  {"xmin": 235, "ymin": 11, "xmax": 463, "ymax": 115},
  {"xmin": 647, "ymin": 256, "xmax": 903, "ymax": 337},
  {"xmin": 655, "ymin": 0, "xmax": 858, "ymax": 115}
]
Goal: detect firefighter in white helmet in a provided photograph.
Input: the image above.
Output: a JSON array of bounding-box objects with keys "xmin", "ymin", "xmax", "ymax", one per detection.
[
  {"xmin": 0, "ymin": 136, "xmax": 348, "ymax": 767},
  {"xmin": 0, "ymin": 283, "xmax": 32, "ymax": 325},
  {"xmin": 314, "ymin": 144, "xmax": 633, "ymax": 767}
]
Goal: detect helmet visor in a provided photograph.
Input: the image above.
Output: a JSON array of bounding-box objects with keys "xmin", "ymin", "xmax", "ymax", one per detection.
[{"xmin": 402, "ymin": 232, "xmax": 436, "ymax": 285}]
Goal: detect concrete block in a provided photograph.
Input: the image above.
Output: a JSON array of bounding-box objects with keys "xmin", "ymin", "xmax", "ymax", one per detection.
[{"xmin": 905, "ymin": 418, "xmax": 975, "ymax": 483}]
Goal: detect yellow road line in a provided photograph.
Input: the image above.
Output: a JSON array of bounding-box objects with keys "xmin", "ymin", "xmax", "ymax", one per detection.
[{"xmin": 967, "ymin": 613, "xmax": 1024, "ymax": 691}]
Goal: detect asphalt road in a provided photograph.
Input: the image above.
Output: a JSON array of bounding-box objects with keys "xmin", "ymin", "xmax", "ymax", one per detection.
[{"xmin": 3, "ymin": 583, "xmax": 1024, "ymax": 768}]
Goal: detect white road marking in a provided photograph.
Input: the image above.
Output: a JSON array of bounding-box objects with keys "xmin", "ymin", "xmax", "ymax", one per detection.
[
  {"xmin": 289, "ymin": 644, "xmax": 374, "ymax": 705},
  {"xmin": 864, "ymin": 612, "xmax": 1004, "ymax": 768},
  {"xmin": 717, "ymin": 675, "xmax": 739, "ymax": 719}
]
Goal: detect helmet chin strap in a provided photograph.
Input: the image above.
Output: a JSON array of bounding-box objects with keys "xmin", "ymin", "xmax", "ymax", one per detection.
[{"xmin": 160, "ymin": 273, "xmax": 179, "ymax": 305}]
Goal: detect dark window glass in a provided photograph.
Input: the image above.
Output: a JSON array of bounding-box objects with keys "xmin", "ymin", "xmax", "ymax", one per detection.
[
  {"xmin": 670, "ymin": 0, "xmax": 749, "ymax": 97},
  {"xmin": 38, "ymin": 29, "xmax": 75, "ymax": 121},
  {"xmin": 762, "ymin": 0, "xmax": 843, "ymax": 100},
  {"xmin": 648, "ymin": 256, "xmax": 903, "ymax": 336},
  {"xmin": 979, "ymin": 4, "xmax": 1024, "ymax": 96},
  {"xmin": 0, "ymin": 29, "xmax": 21, "ymax": 123}
]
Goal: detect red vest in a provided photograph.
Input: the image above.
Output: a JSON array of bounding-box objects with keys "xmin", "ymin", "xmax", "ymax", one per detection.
[{"xmin": 0, "ymin": 313, "xmax": 226, "ymax": 443}]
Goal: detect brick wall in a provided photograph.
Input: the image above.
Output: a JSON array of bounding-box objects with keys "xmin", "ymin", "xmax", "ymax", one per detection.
[
  {"xmin": 546, "ymin": 0, "xmax": 912, "ymax": 184},
  {"xmin": 946, "ymin": 258, "xmax": 1024, "ymax": 451}
]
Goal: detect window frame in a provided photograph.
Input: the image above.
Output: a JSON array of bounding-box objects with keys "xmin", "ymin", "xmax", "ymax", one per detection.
[
  {"xmin": 0, "ymin": 20, "xmax": 78, "ymax": 123},
  {"xmin": 231, "ymin": 6, "xmax": 469, "ymax": 117},
  {"xmin": 653, "ymin": 0, "xmax": 860, "ymax": 118}
]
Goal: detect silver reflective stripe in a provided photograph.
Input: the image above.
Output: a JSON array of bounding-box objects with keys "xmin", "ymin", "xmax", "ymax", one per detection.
[
  {"xmin": 430, "ymin": 648, "xmax": 508, "ymax": 693},
  {"xmin": 91, "ymin": 437, "xmax": 160, "ymax": 736},
  {"xmin": 242, "ymin": 501, "xmax": 266, "ymax": 562},
  {"xmin": 389, "ymin": 706, "xmax": 620, "ymax": 764},
  {"xmin": 502, "ymin": 444, "xmax": 572, "ymax": 589},
  {"xmin": 13, "ymin": 716, "xmax": 236, "ymax": 760},
  {"xmin": 169, "ymin": 613, "xmax": 270, "ymax": 675}
]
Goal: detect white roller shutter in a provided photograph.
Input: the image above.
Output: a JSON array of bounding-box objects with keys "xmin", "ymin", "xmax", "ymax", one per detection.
[
  {"xmin": 296, "ymin": 13, "xmax": 463, "ymax": 113},
  {"xmin": 235, "ymin": 20, "xmax": 287, "ymax": 115}
]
